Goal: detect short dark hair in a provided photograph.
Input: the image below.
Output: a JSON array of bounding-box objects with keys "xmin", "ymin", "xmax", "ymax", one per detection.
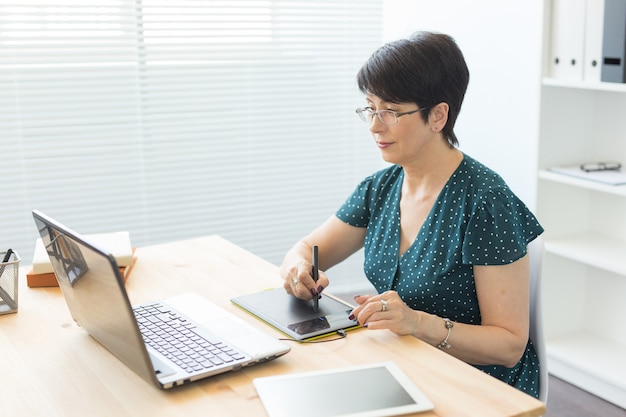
[{"xmin": 356, "ymin": 31, "xmax": 469, "ymax": 147}]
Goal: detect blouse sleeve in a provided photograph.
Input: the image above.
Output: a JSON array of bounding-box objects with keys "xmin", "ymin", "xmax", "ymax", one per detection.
[
  {"xmin": 462, "ymin": 187, "xmax": 544, "ymax": 265},
  {"xmin": 335, "ymin": 176, "xmax": 373, "ymax": 228}
]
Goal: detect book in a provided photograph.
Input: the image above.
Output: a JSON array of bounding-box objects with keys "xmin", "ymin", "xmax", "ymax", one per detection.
[
  {"xmin": 28, "ymin": 231, "xmax": 136, "ymax": 288},
  {"xmin": 26, "ymin": 253, "xmax": 136, "ymax": 288}
]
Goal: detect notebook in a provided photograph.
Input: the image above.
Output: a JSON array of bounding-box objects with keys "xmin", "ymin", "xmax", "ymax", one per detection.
[
  {"xmin": 254, "ymin": 361, "xmax": 434, "ymax": 417},
  {"xmin": 32, "ymin": 210, "xmax": 290, "ymax": 389},
  {"xmin": 231, "ymin": 287, "xmax": 359, "ymax": 340}
]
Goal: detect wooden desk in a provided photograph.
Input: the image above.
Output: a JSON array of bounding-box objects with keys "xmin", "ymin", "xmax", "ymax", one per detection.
[{"xmin": 1, "ymin": 236, "xmax": 545, "ymax": 417}]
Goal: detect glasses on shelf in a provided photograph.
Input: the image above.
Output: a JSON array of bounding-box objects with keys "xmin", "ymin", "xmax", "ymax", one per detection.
[
  {"xmin": 355, "ymin": 107, "xmax": 430, "ymax": 125},
  {"xmin": 579, "ymin": 161, "xmax": 622, "ymax": 172}
]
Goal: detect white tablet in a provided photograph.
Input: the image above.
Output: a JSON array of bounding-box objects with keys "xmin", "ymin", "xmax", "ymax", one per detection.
[{"xmin": 253, "ymin": 361, "xmax": 434, "ymax": 417}]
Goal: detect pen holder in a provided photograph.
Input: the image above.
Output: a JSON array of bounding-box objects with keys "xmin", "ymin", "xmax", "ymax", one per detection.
[{"xmin": 0, "ymin": 250, "xmax": 20, "ymax": 315}]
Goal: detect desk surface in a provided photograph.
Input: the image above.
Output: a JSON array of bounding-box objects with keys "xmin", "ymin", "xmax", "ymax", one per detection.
[{"xmin": 1, "ymin": 236, "xmax": 545, "ymax": 417}]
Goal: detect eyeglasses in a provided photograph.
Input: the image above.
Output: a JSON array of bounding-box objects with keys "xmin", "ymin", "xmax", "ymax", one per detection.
[
  {"xmin": 580, "ymin": 161, "xmax": 621, "ymax": 172},
  {"xmin": 355, "ymin": 106, "xmax": 430, "ymax": 125}
]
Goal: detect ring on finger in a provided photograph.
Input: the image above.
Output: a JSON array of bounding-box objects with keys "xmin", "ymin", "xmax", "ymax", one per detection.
[
  {"xmin": 293, "ymin": 278, "xmax": 299, "ymax": 286},
  {"xmin": 380, "ymin": 299, "xmax": 388, "ymax": 312}
]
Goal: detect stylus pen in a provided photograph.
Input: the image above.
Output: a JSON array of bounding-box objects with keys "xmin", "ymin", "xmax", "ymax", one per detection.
[{"xmin": 312, "ymin": 245, "xmax": 319, "ymax": 313}]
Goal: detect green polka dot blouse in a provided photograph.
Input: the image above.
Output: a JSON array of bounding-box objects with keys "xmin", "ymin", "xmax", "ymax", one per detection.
[{"xmin": 336, "ymin": 154, "xmax": 544, "ymax": 399}]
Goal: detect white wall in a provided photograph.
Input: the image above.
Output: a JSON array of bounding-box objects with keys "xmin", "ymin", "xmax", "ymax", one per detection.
[{"xmin": 382, "ymin": 0, "xmax": 545, "ymax": 208}]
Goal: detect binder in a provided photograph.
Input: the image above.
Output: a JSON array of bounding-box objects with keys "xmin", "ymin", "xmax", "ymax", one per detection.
[
  {"xmin": 550, "ymin": 0, "xmax": 586, "ymax": 80},
  {"xmin": 601, "ymin": 0, "xmax": 626, "ymax": 82},
  {"xmin": 584, "ymin": 0, "xmax": 606, "ymax": 82}
]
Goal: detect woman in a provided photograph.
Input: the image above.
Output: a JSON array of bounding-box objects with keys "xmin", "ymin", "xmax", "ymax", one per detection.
[{"xmin": 279, "ymin": 31, "xmax": 544, "ymax": 398}]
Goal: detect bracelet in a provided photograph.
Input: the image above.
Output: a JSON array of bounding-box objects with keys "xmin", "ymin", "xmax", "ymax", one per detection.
[{"xmin": 436, "ymin": 318, "xmax": 454, "ymax": 350}]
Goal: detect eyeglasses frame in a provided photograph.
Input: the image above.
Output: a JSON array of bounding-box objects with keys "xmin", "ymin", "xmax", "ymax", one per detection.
[{"xmin": 355, "ymin": 106, "xmax": 430, "ymax": 125}]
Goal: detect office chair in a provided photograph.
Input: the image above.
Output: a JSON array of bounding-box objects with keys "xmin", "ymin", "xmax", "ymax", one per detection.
[{"xmin": 528, "ymin": 236, "xmax": 548, "ymax": 403}]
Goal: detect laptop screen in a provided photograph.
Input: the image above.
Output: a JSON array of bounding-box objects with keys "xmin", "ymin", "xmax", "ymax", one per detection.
[{"xmin": 32, "ymin": 210, "xmax": 157, "ymax": 385}]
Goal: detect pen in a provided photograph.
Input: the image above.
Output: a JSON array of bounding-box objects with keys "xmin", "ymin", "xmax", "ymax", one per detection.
[
  {"xmin": 312, "ymin": 245, "xmax": 319, "ymax": 313},
  {"xmin": 0, "ymin": 248, "xmax": 13, "ymax": 276},
  {"xmin": 1, "ymin": 248, "xmax": 12, "ymax": 264},
  {"xmin": 0, "ymin": 249, "xmax": 17, "ymax": 310}
]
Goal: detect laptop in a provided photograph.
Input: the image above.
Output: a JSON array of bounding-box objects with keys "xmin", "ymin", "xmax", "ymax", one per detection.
[{"xmin": 32, "ymin": 210, "xmax": 290, "ymax": 389}]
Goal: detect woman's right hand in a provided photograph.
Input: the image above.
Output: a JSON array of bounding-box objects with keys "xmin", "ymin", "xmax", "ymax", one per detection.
[
  {"xmin": 279, "ymin": 216, "xmax": 366, "ymax": 300},
  {"xmin": 282, "ymin": 259, "xmax": 329, "ymax": 300}
]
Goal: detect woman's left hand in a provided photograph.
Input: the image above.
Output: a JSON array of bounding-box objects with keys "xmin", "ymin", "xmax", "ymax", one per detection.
[{"xmin": 350, "ymin": 290, "xmax": 420, "ymax": 336}]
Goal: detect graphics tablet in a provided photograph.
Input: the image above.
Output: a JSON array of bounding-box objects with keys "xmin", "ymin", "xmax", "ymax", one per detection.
[
  {"xmin": 231, "ymin": 288, "xmax": 359, "ymax": 340},
  {"xmin": 253, "ymin": 361, "xmax": 435, "ymax": 417}
]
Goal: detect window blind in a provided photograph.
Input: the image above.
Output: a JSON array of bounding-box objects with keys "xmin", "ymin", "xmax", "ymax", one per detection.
[{"xmin": 0, "ymin": 0, "xmax": 382, "ymax": 290}]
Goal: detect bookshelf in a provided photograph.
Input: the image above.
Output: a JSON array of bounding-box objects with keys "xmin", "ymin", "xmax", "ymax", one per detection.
[{"xmin": 538, "ymin": 1, "xmax": 626, "ymax": 408}]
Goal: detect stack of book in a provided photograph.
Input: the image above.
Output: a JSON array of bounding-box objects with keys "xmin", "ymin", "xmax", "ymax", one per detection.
[{"xmin": 27, "ymin": 231, "xmax": 136, "ymax": 288}]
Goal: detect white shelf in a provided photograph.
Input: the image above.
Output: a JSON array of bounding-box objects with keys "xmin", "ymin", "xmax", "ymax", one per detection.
[
  {"xmin": 540, "ymin": 1, "xmax": 626, "ymax": 408},
  {"xmin": 544, "ymin": 233, "xmax": 626, "ymax": 276},
  {"xmin": 547, "ymin": 333, "xmax": 626, "ymax": 409},
  {"xmin": 542, "ymin": 77, "xmax": 626, "ymax": 93},
  {"xmin": 539, "ymin": 170, "xmax": 626, "ymax": 197}
]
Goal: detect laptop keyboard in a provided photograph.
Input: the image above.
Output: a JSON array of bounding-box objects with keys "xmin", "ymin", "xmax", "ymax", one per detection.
[{"xmin": 134, "ymin": 303, "xmax": 247, "ymax": 374}]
